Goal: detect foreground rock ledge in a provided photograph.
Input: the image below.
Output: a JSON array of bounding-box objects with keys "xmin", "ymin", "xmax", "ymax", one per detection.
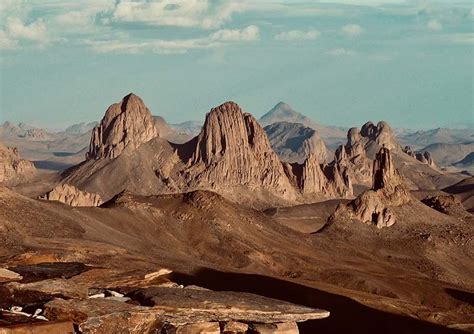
[{"xmin": 43, "ymin": 287, "xmax": 329, "ymax": 333}]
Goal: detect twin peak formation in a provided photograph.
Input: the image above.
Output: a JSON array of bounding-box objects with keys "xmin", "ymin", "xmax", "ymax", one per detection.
[{"xmin": 32, "ymin": 93, "xmax": 420, "ymax": 228}]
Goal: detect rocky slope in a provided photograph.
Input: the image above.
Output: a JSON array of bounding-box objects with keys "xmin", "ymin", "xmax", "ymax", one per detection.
[
  {"xmin": 264, "ymin": 122, "xmax": 329, "ymax": 164},
  {"xmin": 331, "ymin": 147, "xmax": 410, "ymax": 228},
  {"xmin": 0, "ymin": 144, "xmax": 36, "ymax": 183},
  {"xmin": 87, "ymin": 93, "xmax": 159, "ymax": 160}
]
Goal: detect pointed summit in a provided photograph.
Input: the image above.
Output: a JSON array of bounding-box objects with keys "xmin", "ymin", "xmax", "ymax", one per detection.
[
  {"xmin": 260, "ymin": 102, "xmax": 310, "ymax": 127},
  {"xmin": 86, "ymin": 93, "xmax": 158, "ymax": 160}
]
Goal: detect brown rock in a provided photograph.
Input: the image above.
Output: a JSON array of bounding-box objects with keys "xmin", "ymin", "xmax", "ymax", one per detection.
[
  {"xmin": 288, "ymin": 153, "xmax": 352, "ymax": 198},
  {"xmin": 421, "ymin": 194, "xmax": 468, "ymax": 217},
  {"xmin": 0, "ymin": 144, "xmax": 35, "ymax": 183},
  {"xmin": 165, "ymin": 322, "xmax": 220, "ymax": 334},
  {"xmin": 331, "ymin": 147, "xmax": 410, "ymax": 228},
  {"xmin": 0, "ymin": 320, "xmax": 75, "ymax": 334},
  {"xmin": 186, "ymin": 101, "xmax": 298, "ymax": 202},
  {"xmin": 249, "ymin": 322, "xmax": 299, "ymax": 334},
  {"xmin": 39, "ymin": 184, "xmax": 103, "ymax": 207},
  {"xmin": 221, "ymin": 321, "xmax": 249, "ymax": 333},
  {"xmin": 86, "ymin": 93, "xmax": 158, "ymax": 160}
]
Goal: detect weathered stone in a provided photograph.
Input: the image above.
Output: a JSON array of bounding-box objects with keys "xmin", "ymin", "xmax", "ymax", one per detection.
[
  {"xmin": 185, "ymin": 101, "xmax": 298, "ymax": 202},
  {"xmin": 87, "ymin": 93, "xmax": 158, "ymax": 160},
  {"xmin": 165, "ymin": 322, "xmax": 220, "ymax": 334},
  {"xmin": 0, "ymin": 144, "xmax": 35, "ymax": 183},
  {"xmin": 39, "ymin": 184, "xmax": 103, "ymax": 207},
  {"xmin": 221, "ymin": 321, "xmax": 249, "ymax": 333},
  {"xmin": 0, "ymin": 320, "xmax": 74, "ymax": 334},
  {"xmin": 0, "ymin": 269, "xmax": 22, "ymax": 283},
  {"xmin": 331, "ymin": 147, "xmax": 410, "ymax": 228},
  {"xmin": 422, "ymin": 194, "xmax": 468, "ymax": 217},
  {"xmin": 249, "ymin": 322, "xmax": 299, "ymax": 334}
]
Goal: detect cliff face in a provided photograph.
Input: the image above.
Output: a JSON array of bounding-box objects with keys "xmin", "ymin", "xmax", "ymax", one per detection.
[
  {"xmin": 331, "ymin": 147, "xmax": 410, "ymax": 228},
  {"xmin": 0, "ymin": 144, "xmax": 35, "ymax": 183},
  {"xmin": 187, "ymin": 102, "xmax": 298, "ymax": 202},
  {"xmin": 87, "ymin": 93, "xmax": 158, "ymax": 160}
]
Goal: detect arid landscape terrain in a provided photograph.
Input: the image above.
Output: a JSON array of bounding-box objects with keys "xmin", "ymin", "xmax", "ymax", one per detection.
[
  {"xmin": 0, "ymin": 93, "xmax": 473, "ymax": 334},
  {"xmin": 1, "ymin": 1, "xmax": 473, "ymax": 333}
]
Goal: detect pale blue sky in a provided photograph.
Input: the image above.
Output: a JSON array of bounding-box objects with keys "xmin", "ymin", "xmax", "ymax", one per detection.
[{"xmin": 0, "ymin": 0, "xmax": 473, "ymax": 130}]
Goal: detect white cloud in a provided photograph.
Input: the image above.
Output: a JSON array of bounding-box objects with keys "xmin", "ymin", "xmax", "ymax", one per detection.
[
  {"xmin": 274, "ymin": 30, "xmax": 320, "ymax": 41},
  {"xmin": 6, "ymin": 17, "xmax": 47, "ymax": 41},
  {"xmin": 0, "ymin": 30, "xmax": 19, "ymax": 50},
  {"xmin": 110, "ymin": 0, "xmax": 245, "ymax": 29},
  {"xmin": 328, "ymin": 48, "xmax": 355, "ymax": 56},
  {"xmin": 84, "ymin": 25, "xmax": 260, "ymax": 54},
  {"xmin": 341, "ymin": 24, "xmax": 363, "ymax": 36},
  {"xmin": 211, "ymin": 25, "xmax": 259, "ymax": 41},
  {"xmin": 427, "ymin": 19, "xmax": 442, "ymax": 31}
]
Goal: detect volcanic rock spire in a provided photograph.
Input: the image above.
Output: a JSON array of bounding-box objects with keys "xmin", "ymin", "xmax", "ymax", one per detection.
[{"xmin": 87, "ymin": 93, "xmax": 158, "ymax": 160}]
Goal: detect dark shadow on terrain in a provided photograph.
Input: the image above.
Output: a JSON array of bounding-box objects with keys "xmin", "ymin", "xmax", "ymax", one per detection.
[
  {"xmin": 52, "ymin": 152, "xmax": 76, "ymax": 157},
  {"xmin": 33, "ymin": 160, "xmax": 75, "ymax": 171},
  {"xmin": 170, "ymin": 269, "xmax": 465, "ymax": 334},
  {"xmin": 445, "ymin": 288, "xmax": 474, "ymax": 307}
]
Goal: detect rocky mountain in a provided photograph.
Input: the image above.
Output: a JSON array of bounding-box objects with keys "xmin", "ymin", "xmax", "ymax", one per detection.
[
  {"xmin": 59, "ymin": 95, "xmax": 352, "ymax": 207},
  {"xmin": 264, "ymin": 122, "xmax": 329, "ymax": 164},
  {"xmin": 0, "ymin": 143, "xmax": 36, "ymax": 184},
  {"xmin": 397, "ymin": 127, "xmax": 473, "ymax": 149},
  {"xmin": 259, "ymin": 102, "xmax": 347, "ymax": 147},
  {"xmin": 402, "ymin": 146, "xmax": 436, "ymax": 168},
  {"xmin": 454, "ymin": 152, "xmax": 474, "ymax": 168},
  {"xmin": 87, "ymin": 93, "xmax": 159, "ymax": 160},
  {"xmin": 170, "ymin": 120, "xmax": 202, "ymax": 137},
  {"xmin": 331, "ymin": 147, "xmax": 410, "ymax": 228}
]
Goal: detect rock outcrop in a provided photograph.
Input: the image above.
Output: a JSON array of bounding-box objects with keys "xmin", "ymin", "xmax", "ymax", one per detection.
[
  {"xmin": 0, "ymin": 144, "xmax": 36, "ymax": 183},
  {"xmin": 421, "ymin": 194, "xmax": 468, "ymax": 218},
  {"xmin": 40, "ymin": 184, "xmax": 103, "ymax": 207},
  {"xmin": 185, "ymin": 101, "xmax": 298, "ymax": 202},
  {"xmin": 264, "ymin": 121, "xmax": 328, "ymax": 164},
  {"xmin": 403, "ymin": 146, "xmax": 436, "ymax": 168},
  {"xmin": 285, "ymin": 153, "xmax": 352, "ymax": 198},
  {"xmin": 86, "ymin": 93, "xmax": 158, "ymax": 160},
  {"xmin": 331, "ymin": 147, "xmax": 410, "ymax": 228}
]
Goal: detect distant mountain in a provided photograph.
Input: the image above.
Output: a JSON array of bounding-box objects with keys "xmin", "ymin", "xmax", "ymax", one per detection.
[
  {"xmin": 264, "ymin": 122, "xmax": 329, "ymax": 164},
  {"xmin": 259, "ymin": 102, "xmax": 347, "ymax": 148},
  {"xmin": 419, "ymin": 142, "xmax": 474, "ymax": 167},
  {"xmin": 397, "ymin": 128, "xmax": 473, "ymax": 149},
  {"xmin": 64, "ymin": 122, "xmax": 98, "ymax": 135},
  {"xmin": 171, "ymin": 120, "xmax": 202, "ymax": 137}
]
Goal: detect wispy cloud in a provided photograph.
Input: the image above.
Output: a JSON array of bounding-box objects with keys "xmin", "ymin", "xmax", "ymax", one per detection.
[
  {"xmin": 84, "ymin": 25, "xmax": 260, "ymax": 54},
  {"xmin": 427, "ymin": 19, "xmax": 442, "ymax": 31},
  {"xmin": 443, "ymin": 33, "xmax": 474, "ymax": 45},
  {"xmin": 341, "ymin": 24, "xmax": 363, "ymax": 36},
  {"xmin": 328, "ymin": 48, "xmax": 355, "ymax": 56},
  {"xmin": 274, "ymin": 30, "xmax": 320, "ymax": 41}
]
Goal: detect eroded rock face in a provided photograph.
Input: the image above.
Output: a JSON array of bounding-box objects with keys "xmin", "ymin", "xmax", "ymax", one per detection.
[
  {"xmin": 360, "ymin": 121, "xmax": 398, "ymax": 150},
  {"xmin": 186, "ymin": 102, "xmax": 298, "ymax": 201},
  {"xmin": 40, "ymin": 184, "xmax": 103, "ymax": 207},
  {"xmin": 403, "ymin": 146, "xmax": 436, "ymax": 168},
  {"xmin": 287, "ymin": 153, "xmax": 352, "ymax": 198},
  {"xmin": 0, "ymin": 144, "xmax": 36, "ymax": 183},
  {"xmin": 87, "ymin": 93, "xmax": 158, "ymax": 160},
  {"xmin": 331, "ymin": 147, "xmax": 410, "ymax": 228}
]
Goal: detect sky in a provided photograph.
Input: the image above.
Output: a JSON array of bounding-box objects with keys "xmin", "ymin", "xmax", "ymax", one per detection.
[{"xmin": 0, "ymin": 0, "xmax": 473, "ymax": 130}]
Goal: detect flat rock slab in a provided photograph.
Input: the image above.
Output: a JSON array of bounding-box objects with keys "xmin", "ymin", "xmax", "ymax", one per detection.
[
  {"xmin": 8, "ymin": 263, "xmax": 91, "ymax": 283},
  {"xmin": 0, "ymin": 320, "xmax": 74, "ymax": 334},
  {"xmin": 127, "ymin": 287, "xmax": 329, "ymax": 324},
  {"xmin": 0, "ymin": 269, "xmax": 22, "ymax": 283},
  {"xmin": 43, "ymin": 287, "xmax": 328, "ymax": 332}
]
